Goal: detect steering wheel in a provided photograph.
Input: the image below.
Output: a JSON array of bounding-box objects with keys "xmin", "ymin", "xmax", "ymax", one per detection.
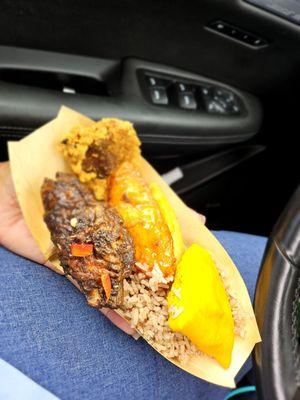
[{"xmin": 254, "ymin": 186, "xmax": 300, "ymax": 400}]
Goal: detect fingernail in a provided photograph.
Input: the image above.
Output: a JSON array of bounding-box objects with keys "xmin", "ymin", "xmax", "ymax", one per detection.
[{"xmin": 131, "ymin": 331, "xmax": 140, "ymax": 340}]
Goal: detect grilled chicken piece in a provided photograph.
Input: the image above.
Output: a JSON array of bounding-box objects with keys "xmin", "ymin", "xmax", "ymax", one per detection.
[
  {"xmin": 41, "ymin": 172, "xmax": 134, "ymax": 308},
  {"xmin": 108, "ymin": 162, "xmax": 176, "ymax": 277}
]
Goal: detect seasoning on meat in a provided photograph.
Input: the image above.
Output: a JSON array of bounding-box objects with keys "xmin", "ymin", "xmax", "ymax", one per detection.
[{"xmin": 41, "ymin": 172, "xmax": 135, "ymax": 308}]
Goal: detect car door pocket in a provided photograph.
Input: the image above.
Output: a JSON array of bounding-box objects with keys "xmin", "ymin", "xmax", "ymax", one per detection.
[
  {"xmin": 0, "ymin": 68, "xmax": 109, "ymax": 96},
  {"xmin": 169, "ymin": 145, "xmax": 265, "ymax": 195}
]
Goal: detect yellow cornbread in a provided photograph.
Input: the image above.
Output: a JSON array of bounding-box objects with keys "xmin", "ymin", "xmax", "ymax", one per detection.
[{"xmin": 167, "ymin": 244, "xmax": 234, "ymax": 368}]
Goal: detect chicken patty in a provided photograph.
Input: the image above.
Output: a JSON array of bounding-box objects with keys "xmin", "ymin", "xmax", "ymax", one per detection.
[{"xmin": 59, "ymin": 118, "xmax": 141, "ymax": 200}]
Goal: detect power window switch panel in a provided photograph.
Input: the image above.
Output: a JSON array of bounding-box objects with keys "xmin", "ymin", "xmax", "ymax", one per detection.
[
  {"xmin": 150, "ymin": 88, "xmax": 169, "ymax": 105},
  {"xmin": 178, "ymin": 92, "xmax": 197, "ymax": 110}
]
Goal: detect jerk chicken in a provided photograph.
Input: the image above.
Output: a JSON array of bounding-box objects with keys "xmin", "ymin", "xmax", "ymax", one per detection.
[{"xmin": 41, "ymin": 172, "xmax": 135, "ymax": 308}]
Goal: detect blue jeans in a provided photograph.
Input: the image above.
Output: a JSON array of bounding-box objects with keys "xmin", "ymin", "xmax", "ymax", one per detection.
[{"xmin": 0, "ymin": 231, "xmax": 267, "ymax": 400}]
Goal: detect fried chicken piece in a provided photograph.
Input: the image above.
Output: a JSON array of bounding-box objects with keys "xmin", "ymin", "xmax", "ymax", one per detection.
[
  {"xmin": 59, "ymin": 119, "xmax": 141, "ymax": 200},
  {"xmin": 108, "ymin": 162, "xmax": 176, "ymax": 277},
  {"xmin": 41, "ymin": 172, "xmax": 135, "ymax": 308}
]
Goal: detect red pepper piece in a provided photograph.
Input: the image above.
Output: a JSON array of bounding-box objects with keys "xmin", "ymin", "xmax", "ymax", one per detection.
[
  {"xmin": 70, "ymin": 243, "xmax": 93, "ymax": 257},
  {"xmin": 101, "ymin": 272, "xmax": 112, "ymax": 301}
]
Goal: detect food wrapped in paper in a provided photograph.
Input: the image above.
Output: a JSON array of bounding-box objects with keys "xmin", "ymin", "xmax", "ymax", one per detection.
[{"xmin": 8, "ymin": 106, "xmax": 261, "ymax": 388}]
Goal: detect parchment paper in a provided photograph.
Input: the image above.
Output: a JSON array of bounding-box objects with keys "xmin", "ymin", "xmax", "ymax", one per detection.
[{"xmin": 8, "ymin": 106, "xmax": 261, "ymax": 388}]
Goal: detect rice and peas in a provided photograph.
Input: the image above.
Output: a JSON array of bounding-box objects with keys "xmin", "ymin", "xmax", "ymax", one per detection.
[{"xmin": 118, "ymin": 260, "xmax": 245, "ymax": 364}]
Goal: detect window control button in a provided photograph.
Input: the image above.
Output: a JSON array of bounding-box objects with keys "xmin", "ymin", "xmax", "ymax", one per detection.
[
  {"xmin": 178, "ymin": 92, "xmax": 197, "ymax": 110},
  {"xmin": 213, "ymin": 88, "xmax": 241, "ymax": 114},
  {"xmin": 200, "ymin": 86, "xmax": 213, "ymax": 98},
  {"xmin": 150, "ymin": 88, "xmax": 169, "ymax": 105},
  {"xmin": 146, "ymin": 76, "xmax": 168, "ymax": 88},
  {"xmin": 231, "ymin": 104, "xmax": 240, "ymax": 114},
  {"xmin": 206, "ymin": 100, "xmax": 227, "ymax": 114},
  {"xmin": 214, "ymin": 88, "xmax": 235, "ymax": 103},
  {"xmin": 176, "ymin": 82, "xmax": 194, "ymax": 92}
]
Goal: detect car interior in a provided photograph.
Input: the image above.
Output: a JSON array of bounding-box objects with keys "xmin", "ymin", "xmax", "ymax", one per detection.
[{"xmin": 0, "ymin": 1, "xmax": 299, "ymax": 399}]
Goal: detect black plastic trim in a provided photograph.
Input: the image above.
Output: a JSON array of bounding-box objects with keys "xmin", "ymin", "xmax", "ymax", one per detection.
[{"xmin": 0, "ymin": 46, "xmax": 263, "ymax": 154}]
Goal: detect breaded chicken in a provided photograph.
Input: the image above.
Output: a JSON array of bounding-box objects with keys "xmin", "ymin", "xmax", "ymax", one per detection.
[
  {"xmin": 108, "ymin": 162, "xmax": 176, "ymax": 277},
  {"xmin": 60, "ymin": 119, "xmax": 141, "ymax": 200}
]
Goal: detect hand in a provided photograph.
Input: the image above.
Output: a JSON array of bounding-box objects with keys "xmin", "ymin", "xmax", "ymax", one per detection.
[
  {"xmin": 0, "ymin": 161, "xmax": 137, "ymax": 336},
  {"xmin": 0, "ymin": 161, "xmax": 205, "ymax": 337}
]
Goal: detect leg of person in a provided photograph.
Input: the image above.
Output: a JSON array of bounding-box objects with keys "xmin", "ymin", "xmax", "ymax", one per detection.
[
  {"xmin": 212, "ymin": 231, "xmax": 267, "ymax": 302},
  {"xmin": 212, "ymin": 230, "xmax": 268, "ymax": 384},
  {"xmin": 0, "ymin": 232, "xmax": 267, "ymax": 400}
]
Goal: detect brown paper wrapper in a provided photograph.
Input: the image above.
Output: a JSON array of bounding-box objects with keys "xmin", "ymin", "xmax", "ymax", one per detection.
[{"xmin": 8, "ymin": 106, "xmax": 261, "ymax": 388}]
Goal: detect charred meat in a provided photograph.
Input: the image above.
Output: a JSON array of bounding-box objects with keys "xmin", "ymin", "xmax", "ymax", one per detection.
[{"xmin": 41, "ymin": 172, "xmax": 134, "ymax": 308}]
